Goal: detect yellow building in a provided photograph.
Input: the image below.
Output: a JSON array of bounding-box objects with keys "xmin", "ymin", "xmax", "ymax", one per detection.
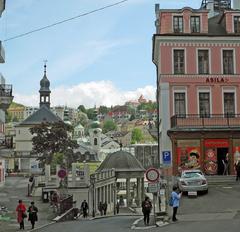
[{"xmin": 7, "ymin": 106, "xmax": 24, "ymax": 122}]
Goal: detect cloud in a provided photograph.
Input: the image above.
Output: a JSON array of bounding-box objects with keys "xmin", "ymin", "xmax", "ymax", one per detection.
[{"xmin": 13, "ymin": 81, "xmax": 156, "ymax": 108}]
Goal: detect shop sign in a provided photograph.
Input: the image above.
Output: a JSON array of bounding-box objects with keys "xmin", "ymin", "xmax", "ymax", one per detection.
[
  {"xmin": 206, "ymin": 77, "xmax": 229, "ymax": 83},
  {"xmin": 204, "ymin": 139, "xmax": 229, "ymax": 148}
]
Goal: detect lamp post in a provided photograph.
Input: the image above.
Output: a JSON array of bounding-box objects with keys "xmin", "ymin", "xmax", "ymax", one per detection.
[{"xmin": 90, "ymin": 175, "xmax": 96, "ymax": 217}]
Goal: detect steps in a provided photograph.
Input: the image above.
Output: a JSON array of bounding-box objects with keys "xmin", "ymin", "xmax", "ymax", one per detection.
[{"xmin": 206, "ymin": 175, "xmax": 237, "ymax": 185}]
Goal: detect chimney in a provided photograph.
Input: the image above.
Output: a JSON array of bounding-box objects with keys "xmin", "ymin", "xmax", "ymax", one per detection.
[
  {"xmin": 207, "ymin": 0, "xmax": 215, "ymax": 18},
  {"xmin": 233, "ymin": 0, "xmax": 240, "ymax": 9}
]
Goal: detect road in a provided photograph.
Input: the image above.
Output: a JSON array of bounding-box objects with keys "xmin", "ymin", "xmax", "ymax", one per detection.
[{"xmin": 36, "ymin": 184, "xmax": 240, "ymax": 232}]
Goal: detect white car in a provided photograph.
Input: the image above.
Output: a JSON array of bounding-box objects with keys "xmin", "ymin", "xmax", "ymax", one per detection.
[{"xmin": 177, "ymin": 169, "xmax": 208, "ymax": 194}]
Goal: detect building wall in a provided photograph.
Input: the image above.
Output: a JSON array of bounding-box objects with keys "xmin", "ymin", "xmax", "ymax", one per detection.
[{"xmin": 15, "ymin": 126, "xmax": 33, "ymax": 151}]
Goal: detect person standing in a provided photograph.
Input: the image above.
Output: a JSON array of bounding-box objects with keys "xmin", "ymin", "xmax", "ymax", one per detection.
[
  {"xmin": 102, "ymin": 202, "xmax": 107, "ymax": 215},
  {"xmin": 98, "ymin": 201, "xmax": 103, "ymax": 216},
  {"xmin": 81, "ymin": 200, "xmax": 89, "ymax": 218},
  {"xmin": 141, "ymin": 196, "xmax": 152, "ymax": 226},
  {"xmin": 116, "ymin": 201, "xmax": 120, "ymax": 214},
  {"xmin": 171, "ymin": 186, "xmax": 182, "ymax": 222},
  {"xmin": 235, "ymin": 160, "xmax": 240, "ymax": 181},
  {"xmin": 28, "ymin": 201, "xmax": 38, "ymax": 229},
  {"xmin": 16, "ymin": 200, "xmax": 27, "ymax": 230}
]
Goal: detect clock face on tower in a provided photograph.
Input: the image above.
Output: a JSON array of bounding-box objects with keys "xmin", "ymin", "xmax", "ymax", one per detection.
[{"xmin": 94, "ymin": 130, "xmax": 98, "ymax": 134}]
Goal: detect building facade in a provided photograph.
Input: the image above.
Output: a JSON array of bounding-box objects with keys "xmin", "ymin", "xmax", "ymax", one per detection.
[{"xmin": 153, "ymin": 2, "xmax": 240, "ymax": 175}]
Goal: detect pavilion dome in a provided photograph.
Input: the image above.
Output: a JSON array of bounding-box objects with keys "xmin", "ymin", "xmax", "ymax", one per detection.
[{"xmin": 97, "ymin": 150, "xmax": 145, "ymax": 172}]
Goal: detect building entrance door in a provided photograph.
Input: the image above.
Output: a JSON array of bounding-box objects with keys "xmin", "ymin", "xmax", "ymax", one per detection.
[{"xmin": 217, "ymin": 148, "xmax": 228, "ymax": 175}]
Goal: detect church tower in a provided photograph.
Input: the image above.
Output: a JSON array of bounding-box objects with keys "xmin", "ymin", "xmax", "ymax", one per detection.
[{"xmin": 39, "ymin": 63, "xmax": 51, "ymax": 109}]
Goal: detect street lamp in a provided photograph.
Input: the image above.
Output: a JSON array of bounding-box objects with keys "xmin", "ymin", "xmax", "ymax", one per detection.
[{"xmin": 90, "ymin": 175, "xmax": 96, "ymax": 217}]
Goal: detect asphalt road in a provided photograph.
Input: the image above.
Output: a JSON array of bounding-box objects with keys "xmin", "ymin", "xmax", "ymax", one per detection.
[{"xmin": 36, "ymin": 184, "xmax": 240, "ymax": 232}]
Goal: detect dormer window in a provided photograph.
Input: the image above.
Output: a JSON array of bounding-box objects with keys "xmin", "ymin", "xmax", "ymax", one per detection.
[
  {"xmin": 173, "ymin": 16, "xmax": 183, "ymax": 33},
  {"xmin": 234, "ymin": 16, "xmax": 240, "ymax": 33},
  {"xmin": 191, "ymin": 16, "xmax": 200, "ymax": 33}
]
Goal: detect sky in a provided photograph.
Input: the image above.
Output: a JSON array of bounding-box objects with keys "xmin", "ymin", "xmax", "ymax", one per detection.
[{"xmin": 0, "ymin": 0, "xmax": 201, "ymax": 108}]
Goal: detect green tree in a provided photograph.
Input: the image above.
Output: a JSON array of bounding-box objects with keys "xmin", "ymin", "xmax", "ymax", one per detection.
[
  {"xmin": 30, "ymin": 121, "xmax": 78, "ymax": 166},
  {"xmin": 77, "ymin": 112, "xmax": 88, "ymax": 127},
  {"xmin": 103, "ymin": 120, "xmax": 117, "ymax": 133},
  {"xmin": 78, "ymin": 105, "xmax": 87, "ymax": 114},
  {"xmin": 131, "ymin": 128, "xmax": 143, "ymax": 144},
  {"xmin": 99, "ymin": 106, "xmax": 109, "ymax": 114},
  {"xmin": 86, "ymin": 108, "xmax": 96, "ymax": 120}
]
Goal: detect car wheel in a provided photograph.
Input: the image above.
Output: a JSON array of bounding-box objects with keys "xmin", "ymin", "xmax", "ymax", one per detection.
[{"xmin": 204, "ymin": 189, "xmax": 208, "ymax": 194}]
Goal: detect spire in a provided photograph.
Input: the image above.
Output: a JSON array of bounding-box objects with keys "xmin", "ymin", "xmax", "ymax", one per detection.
[{"xmin": 39, "ymin": 61, "xmax": 51, "ymax": 108}]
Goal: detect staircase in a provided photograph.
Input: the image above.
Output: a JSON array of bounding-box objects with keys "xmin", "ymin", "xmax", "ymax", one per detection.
[{"xmin": 206, "ymin": 175, "xmax": 237, "ymax": 185}]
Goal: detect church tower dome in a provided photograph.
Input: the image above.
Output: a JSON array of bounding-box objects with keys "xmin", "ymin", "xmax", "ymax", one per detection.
[{"xmin": 39, "ymin": 62, "xmax": 51, "ymax": 109}]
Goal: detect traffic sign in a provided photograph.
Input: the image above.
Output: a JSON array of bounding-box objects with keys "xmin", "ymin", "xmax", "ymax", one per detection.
[
  {"xmin": 145, "ymin": 168, "xmax": 160, "ymax": 183},
  {"xmin": 147, "ymin": 183, "xmax": 159, "ymax": 193},
  {"xmin": 162, "ymin": 151, "xmax": 171, "ymax": 165},
  {"xmin": 58, "ymin": 169, "xmax": 67, "ymax": 179}
]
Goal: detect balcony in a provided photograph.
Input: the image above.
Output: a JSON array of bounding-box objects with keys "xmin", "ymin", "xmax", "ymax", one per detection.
[
  {"xmin": 0, "ymin": 0, "xmax": 5, "ymax": 17},
  {"xmin": 0, "ymin": 84, "xmax": 13, "ymax": 110},
  {"xmin": 170, "ymin": 114, "xmax": 240, "ymax": 130}
]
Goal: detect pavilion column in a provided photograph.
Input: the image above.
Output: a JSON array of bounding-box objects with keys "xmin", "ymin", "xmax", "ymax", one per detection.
[
  {"xmin": 72, "ymin": 163, "xmax": 76, "ymax": 187},
  {"xmin": 126, "ymin": 178, "xmax": 131, "ymax": 206},
  {"xmin": 136, "ymin": 178, "xmax": 141, "ymax": 206},
  {"xmin": 141, "ymin": 177, "xmax": 145, "ymax": 202}
]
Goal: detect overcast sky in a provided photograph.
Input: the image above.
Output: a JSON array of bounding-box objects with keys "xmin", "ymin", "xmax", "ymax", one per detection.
[{"xmin": 0, "ymin": 0, "xmax": 201, "ymax": 108}]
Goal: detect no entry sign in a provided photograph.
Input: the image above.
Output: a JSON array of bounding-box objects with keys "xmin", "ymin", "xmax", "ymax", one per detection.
[{"xmin": 145, "ymin": 168, "xmax": 160, "ymax": 183}]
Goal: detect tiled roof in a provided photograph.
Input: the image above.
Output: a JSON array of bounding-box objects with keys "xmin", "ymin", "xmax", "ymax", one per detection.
[{"xmin": 18, "ymin": 105, "xmax": 62, "ymax": 126}]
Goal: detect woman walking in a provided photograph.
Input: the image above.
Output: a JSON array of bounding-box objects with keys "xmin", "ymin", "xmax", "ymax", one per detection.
[
  {"xmin": 28, "ymin": 201, "xmax": 38, "ymax": 229},
  {"xmin": 16, "ymin": 200, "xmax": 27, "ymax": 230}
]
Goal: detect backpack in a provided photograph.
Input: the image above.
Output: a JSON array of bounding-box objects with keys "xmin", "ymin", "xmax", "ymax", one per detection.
[
  {"xmin": 144, "ymin": 201, "xmax": 151, "ymax": 210},
  {"xmin": 169, "ymin": 195, "xmax": 173, "ymax": 207}
]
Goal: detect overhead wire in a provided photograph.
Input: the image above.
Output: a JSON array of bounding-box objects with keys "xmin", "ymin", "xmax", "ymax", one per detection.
[{"xmin": 3, "ymin": 0, "xmax": 129, "ymax": 42}]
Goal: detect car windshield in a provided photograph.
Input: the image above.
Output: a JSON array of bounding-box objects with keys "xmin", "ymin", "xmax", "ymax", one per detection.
[{"xmin": 182, "ymin": 172, "xmax": 202, "ymax": 178}]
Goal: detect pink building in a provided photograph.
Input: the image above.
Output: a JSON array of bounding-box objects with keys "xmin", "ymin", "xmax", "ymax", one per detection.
[{"xmin": 153, "ymin": 2, "xmax": 240, "ymax": 175}]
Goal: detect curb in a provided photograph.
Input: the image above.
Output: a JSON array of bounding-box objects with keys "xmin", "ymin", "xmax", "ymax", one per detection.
[
  {"xmin": 26, "ymin": 221, "xmax": 56, "ymax": 232},
  {"xmin": 90, "ymin": 213, "xmax": 143, "ymax": 220},
  {"xmin": 131, "ymin": 217, "xmax": 169, "ymax": 230}
]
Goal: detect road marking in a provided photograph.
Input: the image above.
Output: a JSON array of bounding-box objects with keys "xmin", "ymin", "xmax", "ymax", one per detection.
[{"xmin": 222, "ymin": 187, "xmax": 233, "ymax": 189}]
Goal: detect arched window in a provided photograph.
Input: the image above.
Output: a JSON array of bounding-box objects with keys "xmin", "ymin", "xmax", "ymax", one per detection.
[{"xmin": 94, "ymin": 138, "xmax": 98, "ymax": 145}]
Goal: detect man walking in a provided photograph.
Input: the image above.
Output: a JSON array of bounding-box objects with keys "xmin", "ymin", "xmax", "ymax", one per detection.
[
  {"xmin": 141, "ymin": 196, "xmax": 152, "ymax": 226},
  {"xmin": 81, "ymin": 200, "xmax": 88, "ymax": 218},
  {"xmin": 171, "ymin": 186, "xmax": 182, "ymax": 222},
  {"xmin": 28, "ymin": 201, "xmax": 38, "ymax": 229},
  {"xmin": 102, "ymin": 202, "xmax": 107, "ymax": 215}
]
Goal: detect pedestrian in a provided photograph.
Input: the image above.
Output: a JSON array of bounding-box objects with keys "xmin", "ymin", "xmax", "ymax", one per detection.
[
  {"xmin": 171, "ymin": 186, "xmax": 182, "ymax": 222},
  {"xmin": 141, "ymin": 196, "xmax": 152, "ymax": 226},
  {"xmin": 16, "ymin": 200, "xmax": 27, "ymax": 230},
  {"xmin": 98, "ymin": 201, "xmax": 103, "ymax": 216},
  {"xmin": 235, "ymin": 160, "xmax": 240, "ymax": 181},
  {"xmin": 28, "ymin": 201, "xmax": 38, "ymax": 229},
  {"xmin": 116, "ymin": 201, "xmax": 120, "ymax": 214},
  {"xmin": 223, "ymin": 153, "xmax": 230, "ymax": 175},
  {"xmin": 81, "ymin": 200, "xmax": 89, "ymax": 218},
  {"xmin": 51, "ymin": 191, "xmax": 59, "ymax": 213},
  {"xmin": 102, "ymin": 202, "xmax": 107, "ymax": 215}
]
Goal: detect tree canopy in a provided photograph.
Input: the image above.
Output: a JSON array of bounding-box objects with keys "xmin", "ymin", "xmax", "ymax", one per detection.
[
  {"xmin": 30, "ymin": 121, "xmax": 78, "ymax": 166},
  {"xmin": 103, "ymin": 120, "xmax": 117, "ymax": 133},
  {"xmin": 131, "ymin": 128, "xmax": 144, "ymax": 144}
]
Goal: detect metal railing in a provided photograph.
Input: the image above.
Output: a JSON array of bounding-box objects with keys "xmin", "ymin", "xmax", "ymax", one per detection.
[
  {"xmin": 170, "ymin": 114, "xmax": 240, "ymax": 129},
  {"xmin": 0, "ymin": 84, "xmax": 12, "ymax": 97}
]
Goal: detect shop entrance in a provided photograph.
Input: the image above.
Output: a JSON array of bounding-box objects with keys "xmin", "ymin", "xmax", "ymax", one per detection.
[{"xmin": 217, "ymin": 148, "xmax": 228, "ymax": 175}]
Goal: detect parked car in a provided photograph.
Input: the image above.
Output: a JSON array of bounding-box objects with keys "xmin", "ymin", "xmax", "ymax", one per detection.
[{"xmin": 177, "ymin": 169, "xmax": 208, "ymax": 194}]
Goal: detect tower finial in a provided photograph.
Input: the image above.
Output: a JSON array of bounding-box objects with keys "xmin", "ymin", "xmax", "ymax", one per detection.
[{"xmin": 43, "ymin": 59, "xmax": 48, "ymax": 75}]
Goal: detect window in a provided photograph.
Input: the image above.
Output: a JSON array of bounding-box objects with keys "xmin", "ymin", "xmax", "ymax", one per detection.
[
  {"xmin": 174, "ymin": 93, "xmax": 186, "ymax": 117},
  {"xmin": 234, "ymin": 16, "xmax": 240, "ymax": 33},
  {"xmin": 94, "ymin": 138, "xmax": 98, "ymax": 145},
  {"xmin": 173, "ymin": 16, "xmax": 183, "ymax": 33},
  {"xmin": 223, "ymin": 50, "xmax": 234, "ymax": 74},
  {"xmin": 224, "ymin": 92, "xmax": 235, "ymax": 117},
  {"xmin": 198, "ymin": 50, "xmax": 209, "ymax": 74},
  {"xmin": 174, "ymin": 50, "xmax": 185, "ymax": 74},
  {"xmin": 199, "ymin": 92, "xmax": 210, "ymax": 117},
  {"xmin": 191, "ymin": 16, "xmax": 200, "ymax": 33}
]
